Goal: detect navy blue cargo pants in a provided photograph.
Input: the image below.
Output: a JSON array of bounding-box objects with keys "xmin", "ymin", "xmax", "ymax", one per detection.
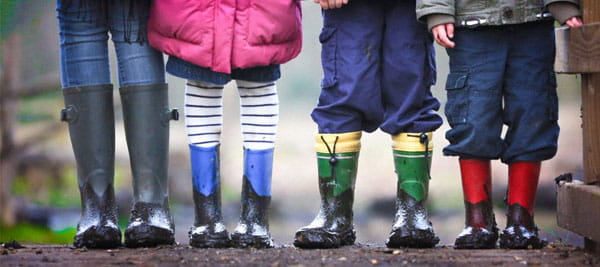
[
  {"xmin": 311, "ymin": 0, "xmax": 443, "ymax": 135},
  {"xmin": 444, "ymin": 20, "xmax": 559, "ymax": 164}
]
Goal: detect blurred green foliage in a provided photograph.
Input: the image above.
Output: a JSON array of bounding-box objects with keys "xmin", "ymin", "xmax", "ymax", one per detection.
[{"xmin": 0, "ymin": 223, "xmax": 76, "ymax": 245}]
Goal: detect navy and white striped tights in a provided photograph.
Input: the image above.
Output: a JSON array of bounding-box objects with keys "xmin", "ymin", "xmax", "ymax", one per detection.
[{"xmin": 185, "ymin": 80, "xmax": 278, "ymax": 150}]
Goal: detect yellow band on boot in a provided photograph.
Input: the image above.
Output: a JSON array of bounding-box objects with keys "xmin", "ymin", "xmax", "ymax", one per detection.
[
  {"xmin": 316, "ymin": 131, "xmax": 362, "ymax": 153},
  {"xmin": 392, "ymin": 132, "xmax": 434, "ymax": 152}
]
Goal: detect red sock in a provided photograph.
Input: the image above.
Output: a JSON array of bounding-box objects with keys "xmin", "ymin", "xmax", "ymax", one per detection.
[
  {"xmin": 459, "ymin": 159, "xmax": 492, "ymax": 204},
  {"xmin": 508, "ymin": 161, "xmax": 541, "ymax": 214}
]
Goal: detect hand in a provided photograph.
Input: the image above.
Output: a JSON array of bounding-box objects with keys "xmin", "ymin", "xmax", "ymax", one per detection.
[
  {"xmin": 314, "ymin": 0, "xmax": 348, "ymax": 10},
  {"xmin": 565, "ymin": 16, "xmax": 583, "ymax": 27},
  {"xmin": 431, "ymin": 23, "xmax": 455, "ymax": 48}
]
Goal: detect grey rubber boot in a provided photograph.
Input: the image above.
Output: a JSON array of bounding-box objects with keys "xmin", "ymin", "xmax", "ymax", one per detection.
[
  {"xmin": 120, "ymin": 83, "xmax": 178, "ymax": 248},
  {"xmin": 61, "ymin": 84, "xmax": 121, "ymax": 249}
]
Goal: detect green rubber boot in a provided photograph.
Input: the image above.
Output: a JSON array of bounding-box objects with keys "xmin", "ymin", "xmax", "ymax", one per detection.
[
  {"xmin": 294, "ymin": 132, "xmax": 361, "ymax": 249},
  {"xmin": 120, "ymin": 83, "xmax": 178, "ymax": 248},
  {"xmin": 386, "ymin": 132, "xmax": 439, "ymax": 248},
  {"xmin": 61, "ymin": 84, "xmax": 121, "ymax": 249}
]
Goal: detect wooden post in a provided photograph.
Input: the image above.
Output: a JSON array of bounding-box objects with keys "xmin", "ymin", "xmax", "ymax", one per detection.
[
  {"xmin": 581, "ymin": 0, "xmax": 600, "ymax": 185},
  {"xmin": 555, "ymin": 0, "xmax": 600, "ymax": 256},
  {"xmin": 580, "ymin": 0, "xmax": 600, "ymax": 254},
  {"xmin": 0, "ymin": 34, "xmax": 22, "ymax": 226}
]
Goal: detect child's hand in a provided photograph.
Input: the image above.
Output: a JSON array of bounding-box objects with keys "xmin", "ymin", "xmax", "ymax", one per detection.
[
  {"xmin": 565, "ymin": 16, "xmax": 583, "ymax": 27},
  {"xmin": 313, "ymin": 0, "xmax": 349, "ymax": 10},
  {"xmin": 431, "ymin": 23, "xmax": 455, "ymax": 48}
]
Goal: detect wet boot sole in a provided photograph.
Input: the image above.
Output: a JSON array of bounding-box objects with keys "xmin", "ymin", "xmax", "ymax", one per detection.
[
  {"xmin": 386, "ymin": 228, "xmax": 440, "ymax": 248},
  {"xmin": 125, "ymin": 224, "xmax": 175, "ymax": 248},
  {"xmin": 230, "ymin": 233, "xmax": 274, "ymax": 249},
  {"xmin": 190, "ymin": 232, "xmax": 231, "ymax": 248},
  {"xmin": 293, "ymin": 228, "xmax": 356, "ymax": 249},
  {"xmin": 454, "ymin": 232, "xmax": 498, "ymax": 249},
  {"xmin": 74, "ymin": 225, "xmax": 122, "ymax": 249},
  {"xmin": 499, "ymin": 233, "xmax": 546, "ymax": 249}
]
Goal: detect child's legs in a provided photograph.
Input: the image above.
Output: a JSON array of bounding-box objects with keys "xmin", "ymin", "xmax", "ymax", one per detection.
[
  {"xmin": 501, "ymin": 21, "xmax": 558, "ymax": 164},
  {"xmin": 310, "ymin": 0, "xmax": 384, "ymax": 133},
  {"xmin": 235, "ymin": 80, "xmax": 279, "ymax": 150},
  {"xmin": 185, "ymin": 81, "xmax": 224, "ymax": 147},
  {"xmin": 57, "ymin": 0, "xmax": 111, "ymax": 88},
  {"xmin": 443, "ymin": 27, "xmax": 507, "ymax": 160},
  {"xmin": 380, "ymin": 0, "xmax": 442, "ymax": 134},
  {"xmin": 108, "ymin": 1, "xmax": 165, "ymax": 87}
]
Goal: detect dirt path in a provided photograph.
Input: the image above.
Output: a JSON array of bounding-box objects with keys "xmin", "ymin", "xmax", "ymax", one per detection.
[{"xmin": 2, "ymin": 243, "xmax": 598, "ymax": 266}]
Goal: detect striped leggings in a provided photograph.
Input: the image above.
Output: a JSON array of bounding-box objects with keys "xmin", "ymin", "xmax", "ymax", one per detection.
[{"xmin": 184, "ymin": 80, "xmax": 279, "ymax": 150}]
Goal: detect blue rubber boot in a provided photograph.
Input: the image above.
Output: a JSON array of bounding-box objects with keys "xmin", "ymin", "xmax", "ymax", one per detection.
[
  {"xmin": 188, "ymin": 144, "xmax": 230, "ymax": 248},
  {"xmin": 231, "ymin": 148, "xmax": 275, "ymax": 248}
]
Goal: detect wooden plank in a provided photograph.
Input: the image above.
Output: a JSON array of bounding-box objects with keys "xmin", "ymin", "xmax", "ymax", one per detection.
[
  {"xmin": 583, "ymin": 0, "xmax": 600, "ymax": 23},
  {"xmin": 582, "ymin": 74, "xmax": 600, "ymax": 185},
  {"xmin": 554, "ymin": 22, "xmax": 600, "ymax": 74},
  {"xmin": 557, "ymin": 182, "xmax": 600, "ymax": 244}
]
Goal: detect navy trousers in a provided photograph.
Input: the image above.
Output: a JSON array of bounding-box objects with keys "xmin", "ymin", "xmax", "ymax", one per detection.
[
  {"xmin": 311, "ymin": 0, "xmax": 443, "ymax": 135},
  {"xmin": 444, "ymin": 20, "xmax": 559, "ymax": 164}
]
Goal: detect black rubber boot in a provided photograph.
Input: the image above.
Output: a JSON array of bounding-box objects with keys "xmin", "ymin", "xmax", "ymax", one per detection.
[
  {"xmin": 454, "ymin": 201, "xmax": 499, "ymax": 249},
  {"xmin": 188, "ymin": 145, "xmax": 230, "ymax": 248},
  {"xmin": 294, "ymin": 147, "xmax": 359, "ymax": 249},
  {"xmin": 386, "ymin": 192, "xmax": 440, "ymax": 248},
  {"xmin": 386, "ymin": 133, "xmax": 439, "ymax": 248},
  {"xmin": 62, "ymin": 84, "xmax": 121, "ymax": 249},
  {"xmin": 231, "ymin": 148, "xmax": 275, "ymax": 248},
  {"xmin": 120, "ymin": 84, "xmax": 177, "ymax": 248},
  {"xmin": 499, "ymin": 204, "xmax": 546, "ymax": 249}
]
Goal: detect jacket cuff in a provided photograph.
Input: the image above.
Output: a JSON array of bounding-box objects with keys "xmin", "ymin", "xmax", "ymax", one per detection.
[
  {"xmin": 426, "ymin": 14, "xmax": 455, "ymax": 32},
  {"xmin": 548, "ymin": 2, "xmax": 582, "ymax": 24}
]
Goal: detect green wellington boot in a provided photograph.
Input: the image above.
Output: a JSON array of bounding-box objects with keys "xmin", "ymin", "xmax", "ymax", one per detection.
[
  {"xmin": 386, "ymin": 133, "xmax": 439, "ymax": 248},
  {"xmin": 120, "ymin": 84, "xmax": 179, "ymax": 248},
  {"xmin": 294, "ymin": 132, "xmax": 361, "ymax": 249},
  {"xmin": 62, "ymin": 84, "xmax": 121, "ymax": 249}
]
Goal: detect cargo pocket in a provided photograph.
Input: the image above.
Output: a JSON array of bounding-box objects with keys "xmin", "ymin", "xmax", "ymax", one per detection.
[
  {"xmin": 319, "ymin": 27, "xmax": 337, "ymax": 89},
  {"xmin": 445, "ymin": 72, "xmax": 469, "ymax": 125}
]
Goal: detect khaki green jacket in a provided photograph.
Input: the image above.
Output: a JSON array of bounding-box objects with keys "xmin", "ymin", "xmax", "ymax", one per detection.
[{"xmin": 416, "ymin": 0, "xmax": 580, "ymax": 29}]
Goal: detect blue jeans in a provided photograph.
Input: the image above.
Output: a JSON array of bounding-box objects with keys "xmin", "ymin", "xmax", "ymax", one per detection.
[
  {"xmin": 311, "ymin": 0, "xmax": 442, "ymax": 135},
  {"xmin": 57, "ymin": 0, "xmax": 164, "ymax": 88},
  {"xmin": 444, "ymin": 20, "xmax": 559, "ymax": 164}
]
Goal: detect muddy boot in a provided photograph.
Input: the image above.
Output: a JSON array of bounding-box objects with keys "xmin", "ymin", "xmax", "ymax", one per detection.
[
  {"xmin": 386, "ymin": 133, "xmax": 439, "ymax": 248},
  {"xmin": 231, "ymin": 148, "xmax": 275, "ymax": 248},
  {"xmin": 294, "ymin": 132, "xmax": 361, "ymax": 249},
  {"xmin": 454, "ymin": 159, "xmax": 498, "ymax": 249},
  {"xmin": 120, "ymin": 84, "xmax": 178, "ymax": 248},
  {"xmin": 62, "ymin": 84, "xmax": 121, "ymax": 249},
  {"xmin": 188, "ymin": 145, "xmax": 230, "ymax": 248},
  {"xmin": 500, "ymin": 162, "xmax": 546, "ymax": 249}
]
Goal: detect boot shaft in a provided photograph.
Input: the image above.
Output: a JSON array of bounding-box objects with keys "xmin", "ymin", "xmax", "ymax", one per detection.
[
  {"xmin": 239, "ymin": 148, "xmax": 274, "ymax": 227},
  {"xmin": 508, "ymin": 161, "xmax": 541, "ymax": 214},
  {"xmin": 62, "ymin": 84, "xmax": 115, "ymax": 197},
  {"xmin": 392, "ymin": 132, "xmax": 433, "ymax": 202},
  {"xmin": 120, "ymin": 83, "xmax": 177, "ymax": 204},
  {"xmin": 189, "ymin": 144, "xmax": 224, "ymax": 225}
]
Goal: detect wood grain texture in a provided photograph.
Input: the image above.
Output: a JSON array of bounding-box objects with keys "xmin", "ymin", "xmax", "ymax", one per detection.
[
  {"xmin": 556, "ymin": 183, "xmax": 600, "ymax": 243},
  {"xmin": 554, "ymin": 23, "xmax": 600, "ymax": 74},
  {"xmin": 582, "ymin": 74, "xmax": 600, "ymax": 184}
]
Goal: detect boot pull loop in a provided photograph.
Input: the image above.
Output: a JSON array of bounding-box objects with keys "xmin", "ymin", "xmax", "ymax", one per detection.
[
  {"xmin": 60, "ymin": 106, "xmax": 78, "ymax": 123},
  {"xmin": 170, "ymin": 109, "xmax": 179, "ymax": 121},
  {"xmin": 162, "ymin": 108, "xmax": 179, "ymax": 125},
  {"xmin": 416, "ymin": 133, "xmax": 431, "ymax": 180},
  {"xmin": 320, "ymin": 135, "xmax": 339, "ymax": 167}
]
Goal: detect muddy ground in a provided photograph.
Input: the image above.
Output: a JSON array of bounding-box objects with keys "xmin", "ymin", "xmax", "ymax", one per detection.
[{"xmin": 2, "ymin": 243, "xmax": 599, "ymax": 266}]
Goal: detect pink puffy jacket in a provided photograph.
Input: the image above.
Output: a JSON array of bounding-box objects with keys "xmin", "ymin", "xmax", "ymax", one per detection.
[{"xmin": 148, "ymin": 0, "xmax": 302, "ymax": 74}]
